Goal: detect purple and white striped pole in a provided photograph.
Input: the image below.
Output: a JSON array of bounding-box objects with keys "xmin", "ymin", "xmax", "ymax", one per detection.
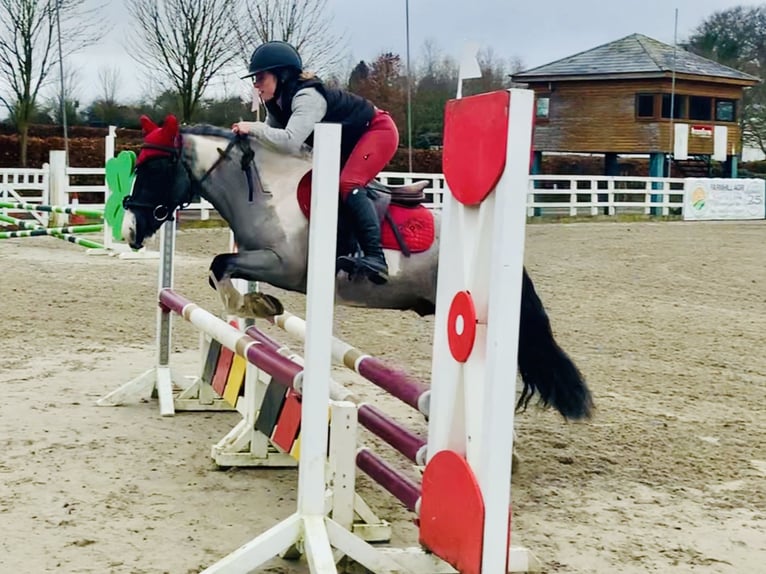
[
  {"xmin": 244, "ymin": 324, "xmax": 356, "ymax": 403},
  {"xmin": 357, "ymin": 404, "xmax": 427, "ymax": 466},
  {"xmin": 246, "ymin": 324, "xmax": 427, "ymax": 464},
  {"xmin": 159, "ymin": 288, "xmax": 303, "ymax": 389},
  {"xmin": 271, "ymin": 311, "xmax": 431, "ymax": 417},
  {"xmin": 356, "ymin": 447, "xmax": 421, "ymax": 514}
]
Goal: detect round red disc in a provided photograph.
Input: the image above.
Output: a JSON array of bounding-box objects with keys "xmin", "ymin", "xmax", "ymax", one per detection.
[{"xmin": 447, "ymin": 291, "xmax": 477, "ymax": 363}]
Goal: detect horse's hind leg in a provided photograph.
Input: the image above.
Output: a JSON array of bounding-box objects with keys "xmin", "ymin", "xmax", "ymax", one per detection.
[{"xmin": 209, "ymin": 251, "xmax": 288, "ymax": 318}]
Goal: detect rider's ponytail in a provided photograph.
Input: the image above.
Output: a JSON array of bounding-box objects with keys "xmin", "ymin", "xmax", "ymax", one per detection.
[{"xmin": 274, "ymin": 66, "xmax": 300, "ymax": 99}]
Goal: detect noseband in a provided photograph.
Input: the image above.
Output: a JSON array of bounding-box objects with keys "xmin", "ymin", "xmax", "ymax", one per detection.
[{"xmin": 124, "ymin": 134, "xmax": 257, "ymax": 222}]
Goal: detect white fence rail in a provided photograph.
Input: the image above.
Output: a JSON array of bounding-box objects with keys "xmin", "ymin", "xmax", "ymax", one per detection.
[
  {"xmin": 378, "ymin": 172, "xmax": 687, "ymax": 216},
  {"xmin": 0, "ymin": 160, "xmax": 716, "ymax": 221},
  {"xmin": 0, "ymin": 125, "xmax": 756, "ymax": 222},
  {"xmin": 0, "ymin": 167, "xmax": 51, "ymax": 225},
  {"xmin": 527, "ymin": 175, "xmax": 686, "ymax": 217}
]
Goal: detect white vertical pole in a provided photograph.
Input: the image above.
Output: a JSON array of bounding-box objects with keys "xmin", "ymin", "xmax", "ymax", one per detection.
[
  {"xmin": 478, "ymin": 89, "xmax": 534, "ymax": 573},
  {"xmin": 328, "ymin": 401, "xmax": 358, "ymax": 530},
  {"xmin": 48, "ymin": 150, "xmax": 67, "ymax": 226},
  {"xmin": 405, "ymin": 0, "xmax": 413, "ymax": 173},
  {"xmin": 297, "ymin": 123, "xmax": 342, "ymax": 516},
  {"xmin": 105, "ymin": 125, "xmax": 116, "ymax": 160},
  {"xmin": 155, "ymin": 217, "xmax": 176, "ymax": 416},
  {"xmin": 103, "ymin": 125, "xmax": 117, "ymax": 249}
]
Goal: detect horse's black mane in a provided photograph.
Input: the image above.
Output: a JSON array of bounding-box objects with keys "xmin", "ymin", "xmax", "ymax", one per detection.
[
  {"xmin": 179, "ymin": 122, "xmax": 312, "ymax": 158},
  {"xmin": 180, "ymin": 123, "xmax": 235, "ymax": 140}
]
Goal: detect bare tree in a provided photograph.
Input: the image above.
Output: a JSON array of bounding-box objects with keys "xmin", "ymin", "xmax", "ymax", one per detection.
[
  {"xmin": 416, "ymin": 38, "xmax": 456, "ymax": 79},
  {"xmin": 411, "ymin": 40, "xmax": 457, "ymax": 149},
  {"xmin": 0, "ymin": 0, "xmax": 103, "ymax": 165},
  {"xmin": 43, "ymin": 62, "xmax": 81, "ymax": 124},
  {"xmin": 237, "ymin": 0, "xmax": 348, "ymax": 76},
  {"xmin": 131, "ymin": 0, "xmax": 242, "ymax": 122},
  {"xmin": 85, "ymin": 65, "xmax": 123, "ymax": 125},
  {"xmin": 97, "ymin": 65, "xmax": 121, "ymax": 104}
]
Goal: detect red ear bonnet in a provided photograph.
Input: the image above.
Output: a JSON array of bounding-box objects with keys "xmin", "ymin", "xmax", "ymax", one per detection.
[{"xmin": 136, "ymin": 114, "xmax": 180, "ymax": 165}]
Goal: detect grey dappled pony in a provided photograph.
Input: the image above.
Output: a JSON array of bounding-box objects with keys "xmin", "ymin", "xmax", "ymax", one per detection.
[{"xmin": 121, "ymin": 114, "xmax": 593, "ymax": 421}]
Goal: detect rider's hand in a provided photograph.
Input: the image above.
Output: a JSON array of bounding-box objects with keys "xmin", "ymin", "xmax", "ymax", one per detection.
[
  {"xmin": 231, "ymin": 121, "xmax": 266, "ymax": 137},
  {"xmin": 232, "ymin": 121, "xmax": 253, "ymax": 134}
]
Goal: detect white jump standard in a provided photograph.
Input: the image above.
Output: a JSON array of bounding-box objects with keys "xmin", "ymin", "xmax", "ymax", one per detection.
[
  {"xmin": 200, "ymin": 90, "xmax": 542, "ymax": 572},
  {"xmin": 99, "ymin": 89, "xmax": 548, "ymax": 573}
]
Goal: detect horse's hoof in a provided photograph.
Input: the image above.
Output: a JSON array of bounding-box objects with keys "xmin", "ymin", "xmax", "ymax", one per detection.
[{"xmin": 241, "ymin": 293, "xmax": 284, "ymax": 318}]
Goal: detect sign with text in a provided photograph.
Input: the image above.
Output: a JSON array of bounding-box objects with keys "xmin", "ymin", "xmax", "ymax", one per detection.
[
  {"xmin": 691, "ymin": 125, "xmax": 713, "ymax": 138},
  {"xmin": 684, "ymin": 178, "xmax": 765, "ymax": 220}
]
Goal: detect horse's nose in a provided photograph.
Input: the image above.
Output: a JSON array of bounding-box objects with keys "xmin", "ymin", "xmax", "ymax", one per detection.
[
  {"xmin": 128, "ymin": 232, "xmax": 141, "ymax": 250},
  {"xmin": 121, "ymin": 212, "xmax": 139, "ymax": 247}
]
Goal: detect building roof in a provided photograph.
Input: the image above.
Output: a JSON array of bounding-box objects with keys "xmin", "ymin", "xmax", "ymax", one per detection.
[{"xmin": 512, "ymin": 33, "xmax": 760, "ymax": 84}]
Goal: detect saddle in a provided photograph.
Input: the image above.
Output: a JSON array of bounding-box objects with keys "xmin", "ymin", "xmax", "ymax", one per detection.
[
  {"xmin": 362, "ymin": 180, "xmax": 430, "ymax": 256},
  {"xmin": 367, "ymin": 179, "xmax": 430, "ymax": 207},
  {"xmin": 296, "ymin": 174, "xmax": 436, "ymax": 257}
]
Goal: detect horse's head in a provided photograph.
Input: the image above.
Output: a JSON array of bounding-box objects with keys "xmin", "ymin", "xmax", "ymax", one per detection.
[
  {"xmin": 121, "ymin": 114, "xmax": 191, "ymax": 249},
  {"xmin": 122, "ymin": 112, "xmax": 316, "ymax": 250}
]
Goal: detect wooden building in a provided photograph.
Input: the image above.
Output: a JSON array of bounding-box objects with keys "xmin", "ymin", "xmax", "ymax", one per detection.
[{"xmin": 511, "ymin": 33, "xmax": 760, "ymax": 178}]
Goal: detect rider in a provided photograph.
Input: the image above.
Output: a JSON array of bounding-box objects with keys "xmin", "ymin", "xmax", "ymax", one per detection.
[{"xmin": 232, "ymin": 40, "xmax": 398, "ymax": 285}]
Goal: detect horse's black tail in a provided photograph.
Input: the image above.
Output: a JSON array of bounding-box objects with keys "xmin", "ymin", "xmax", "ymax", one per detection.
[{"xmin": 516, "ymin": 267, "xmax": 594, "ymax": 421}]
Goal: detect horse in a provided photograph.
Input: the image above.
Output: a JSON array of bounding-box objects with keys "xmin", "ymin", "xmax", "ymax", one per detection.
[{"xmin": 121, "ymin": 114, "xmax": 593, "ymax": 421}]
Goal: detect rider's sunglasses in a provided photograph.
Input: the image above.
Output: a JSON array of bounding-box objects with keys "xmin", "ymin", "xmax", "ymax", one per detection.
[{"xmin": 252, "ymin": 72, "xmax": 268, "ymax": 85}]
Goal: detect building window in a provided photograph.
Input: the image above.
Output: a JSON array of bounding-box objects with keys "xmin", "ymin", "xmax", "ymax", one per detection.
[
  {"xmin": 635, "ymin": 92, "xmax": 737, "ymax": 123},
  {"xmin": 688, "ymin": 96, "xmax": 713, "ymax": 121},
  {"xmin": 715, "ymin": 99, "xmax": 737, "ymax": 122},
  {"xmin": 636, "ymin": 93, "xmax": 655, "ymax": 118},
  {"xmin": 536, "ymin": 95, "xmax": 550, "ymax": 119},
  {"xmin": 661, "ymin": 94, "xmax": 686, "ymax": 119}
]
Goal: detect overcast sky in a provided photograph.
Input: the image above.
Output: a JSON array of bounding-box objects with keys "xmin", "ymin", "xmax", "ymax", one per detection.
[{"xmin": 64, "ymin": 0, "xmax": 751, "ymax": 105}]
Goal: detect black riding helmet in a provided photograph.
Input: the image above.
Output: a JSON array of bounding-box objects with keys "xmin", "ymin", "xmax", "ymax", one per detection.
[{"xmin": 242, "ymin": 41, "xmax": 302, "ymax": 79}]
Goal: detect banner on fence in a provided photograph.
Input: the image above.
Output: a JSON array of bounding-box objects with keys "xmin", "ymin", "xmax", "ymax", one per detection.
[{"xmin": 683, "ymin": 178, "xmax": 765, "ymax": 221}]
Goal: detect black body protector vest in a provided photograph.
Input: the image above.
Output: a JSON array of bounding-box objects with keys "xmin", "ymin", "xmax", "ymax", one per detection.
[{"xmin": 264, "ymin": 78, "xmax": 376, "ymax": 163}]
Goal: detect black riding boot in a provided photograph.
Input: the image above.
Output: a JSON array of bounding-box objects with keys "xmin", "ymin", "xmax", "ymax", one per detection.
[{"xmin": 336, "ymin": 188, "xmax": 389, "ymax": 285}]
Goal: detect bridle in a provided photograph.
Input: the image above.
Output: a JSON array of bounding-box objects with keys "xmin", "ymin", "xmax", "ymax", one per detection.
[{"xmin": 123, "ymin": 134, "xmax": 257, "ymax": 222}]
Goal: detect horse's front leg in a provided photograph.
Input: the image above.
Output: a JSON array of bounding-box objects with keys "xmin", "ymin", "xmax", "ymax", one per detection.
[{"xmin": 209, "ymin": 250, "xmax": 291, "ymax": 318}]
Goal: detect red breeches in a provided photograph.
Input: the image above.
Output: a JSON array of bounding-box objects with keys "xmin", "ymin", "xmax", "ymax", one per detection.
[{"xmin": 339, "ymin": 109, "xmax": 399, "ymax": 200}]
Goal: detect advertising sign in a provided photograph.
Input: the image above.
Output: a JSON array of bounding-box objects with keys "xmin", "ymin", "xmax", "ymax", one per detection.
[{"xmin": 684, "ymin": 178, "xmax": 765, "ymax": 220}]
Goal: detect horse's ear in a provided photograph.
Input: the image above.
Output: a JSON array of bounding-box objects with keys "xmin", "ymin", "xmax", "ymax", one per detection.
[
  {"xmin": 139, "ymin": 115, "xmax": 158, "ymax": 136},
  {"xmin": 162, "ymin": 114, "xmax": 179, "ymax": 137}
]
